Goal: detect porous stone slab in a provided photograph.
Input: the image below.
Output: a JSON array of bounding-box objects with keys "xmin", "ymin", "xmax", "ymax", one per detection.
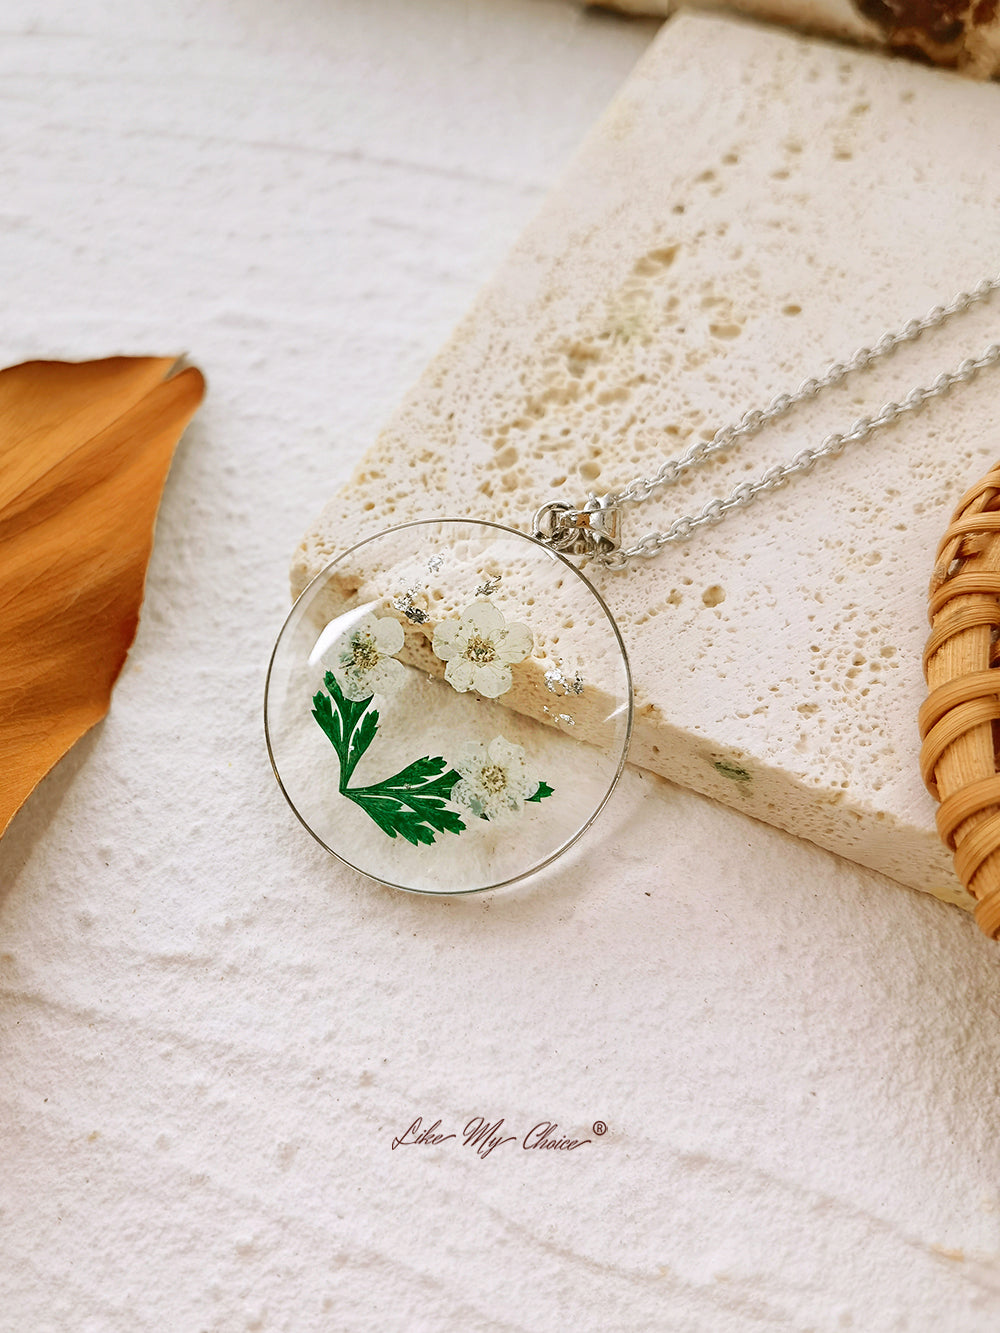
[{"xmin": 295, "ymin": 11, "xmax": 1000, "ymax": 910}]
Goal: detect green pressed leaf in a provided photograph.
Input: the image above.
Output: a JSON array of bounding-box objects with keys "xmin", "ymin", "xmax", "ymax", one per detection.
[
  {"xmin": 325, "ymin": 672, "xmax": 372, "ymax": 736},
  {"xmin": 345, "ymin": 707, "xmax": 379, "ymax": 785},
  {"xmin": 311, "ymin": 678, "xmax": 465, "ymax": 846},
  {"xmin": 345, "ymin": 758, "xmax": 465, "ymax": 845},
  {"xmin": 345, "ymin": 787, "xmax": 466, "ymax": 846},
  {"xmin": 311, "ymin": 690, "xmax": 343, "ymax": 753},
  {"xmin": 350, "ymin": 754, "xmax": 453, "ymax": 797},
  {"xmin": 313, "ymin": 675, "xmax": 378, "ymax": 785},
  {"xmin": 526, "ymin": 780, "xmax": 554, "ymax": 803}
]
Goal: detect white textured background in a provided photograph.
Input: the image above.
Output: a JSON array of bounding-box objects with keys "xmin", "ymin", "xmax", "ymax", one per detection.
[{"xmin": 2, "ymin": 2, "xmax": 1000, "ymax": 1330}]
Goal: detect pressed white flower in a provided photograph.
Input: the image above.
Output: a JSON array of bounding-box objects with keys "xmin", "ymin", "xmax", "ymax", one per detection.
[
  {"xmin": 325, "ymin": 612, "xmax": 406, "ymax": 701},
  {"xmin": 432, "ymin": 601, "xmax": 532, "ymax": 698},
  {"xmin": 451, "ymin": 736, "xmax": 537, "ymax": 822}
]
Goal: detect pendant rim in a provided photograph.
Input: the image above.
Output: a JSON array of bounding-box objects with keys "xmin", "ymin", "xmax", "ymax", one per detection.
[{"xmin": 264, "ymin": 515, "xmax": 634, "ymax": 895}]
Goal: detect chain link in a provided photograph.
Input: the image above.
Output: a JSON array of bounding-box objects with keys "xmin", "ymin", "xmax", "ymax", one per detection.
[{"xmin": 540, "ymin": 277, "xmax": 1000, "ymax": 570}]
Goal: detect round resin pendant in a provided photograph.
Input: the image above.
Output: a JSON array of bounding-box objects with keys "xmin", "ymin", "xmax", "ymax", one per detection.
[{"xmin": 265, "ymin": 518, "xmax": 632, "ymax": 894}]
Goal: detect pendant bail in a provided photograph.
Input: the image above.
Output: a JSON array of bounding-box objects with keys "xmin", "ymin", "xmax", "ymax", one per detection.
[{"xmin": 532, "ymin": 493, "xmax": 621, "ymax": 557}]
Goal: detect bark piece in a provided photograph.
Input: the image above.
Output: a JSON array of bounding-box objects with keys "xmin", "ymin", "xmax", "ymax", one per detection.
[{"xmin": 588, "ymin": 0, "xmax": 1000, "ymax": 79}]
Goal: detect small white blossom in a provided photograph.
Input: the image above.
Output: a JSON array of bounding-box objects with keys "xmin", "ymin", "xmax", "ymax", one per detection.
[
  {"xmin": 432, "ymin": 601, "xmax": 532, "ymax": 698},
  {"xmin": 324, "ymin": 612, "xmax": 406, "ymax": 701},
  {"xmin": 451, "ymin": 736, "xmax": 538, "ymax": 822}
]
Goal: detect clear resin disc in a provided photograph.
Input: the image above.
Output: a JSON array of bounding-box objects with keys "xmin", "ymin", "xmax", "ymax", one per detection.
[{"xmin": 265, "ymin": 518, "xmax": 632, "ymax": 894}]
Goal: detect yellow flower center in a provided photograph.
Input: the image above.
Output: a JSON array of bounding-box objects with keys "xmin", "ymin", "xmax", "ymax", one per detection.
[
  {"xmin": 464, "ymin": 633, "xmax": 497, "ymax": 665},
  {"xmin": 350, "ymin": 635, "xmax": 380, "ymax": 671},
  {"xmin": 479, "ymin": 764, "xmax": 507, "ymax": 794}
]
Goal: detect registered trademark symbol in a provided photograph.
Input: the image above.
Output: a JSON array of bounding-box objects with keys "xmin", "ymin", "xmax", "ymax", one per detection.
[{"xmin": 592, "ymin": 1121, "xmax": 607, "ymax": 1136}]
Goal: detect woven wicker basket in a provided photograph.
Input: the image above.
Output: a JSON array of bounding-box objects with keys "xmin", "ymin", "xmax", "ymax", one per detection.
[{"xmin": 920, "ymin": 462, "xmax": 1000, "ymax": 939}]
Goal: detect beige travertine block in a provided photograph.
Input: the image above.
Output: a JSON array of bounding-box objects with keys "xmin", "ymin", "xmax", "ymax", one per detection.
[
  {"xmin": 590, "ymin": 0, "xmax": 1000, "ymax": 80},
  {"xmin": 295, "ymin": 11, "xmax": 1000, "ymax": 910}
]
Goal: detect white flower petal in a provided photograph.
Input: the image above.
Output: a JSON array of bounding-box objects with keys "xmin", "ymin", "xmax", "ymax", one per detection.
[
  {"xmin": 315, "ymin": 611, "xmax": 375, "ymax": 670},
  {"xmin": 454, "ymin": 741, "xmax": 487, "ymax": 780},
  {"xmin": 432, "ymin": 620, "xmax": 460, "ymax": 661},
  {"xmin": 347, "ymin": 627, "xmax": 375, "ymax": 656},
  {"xmin": 446, "ymin": 659, "xmax": 476, "ymax": 692},
  {"xmin": 369, "ymin": 657, "xmax": 406, "ymax": 696},
  {"xmin": 487, "ymin": 736, "xmax": 523, "ymax": 767},
  {"xmin": 373, "ymin": 616, "xmax": 404, "ymax": 655},
  {"xmin": 473, "ymin": 663, "xmax": 511, "ymax": 698},
  {"xmin": 497, "ymin": 621, "xmax": 532, "ymax": 664},
  {"xmin": 334, "ymin": 669, "xmax": 372, "ymax": 702},
  {"xmin": 449, "ymin": 732, "xmax": 541, "ymax": 822},
  {"xmin": 463, "ymin": 601, "xmax": 504, "ymax": 635},
  {"xmin": 484, "ymin": 795, "xmax": 517, "ymax": 822}
]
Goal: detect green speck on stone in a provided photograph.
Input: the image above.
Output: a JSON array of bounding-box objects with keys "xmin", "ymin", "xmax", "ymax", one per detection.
[{"xmin": 713, "ymin": 760, "xmax": 752, "ymax": 785}]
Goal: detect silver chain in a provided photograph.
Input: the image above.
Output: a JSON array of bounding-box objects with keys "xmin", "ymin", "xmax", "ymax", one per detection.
[{"xmin": 532, "ymin": 277, "xmax": 1000, "ymax": 571}]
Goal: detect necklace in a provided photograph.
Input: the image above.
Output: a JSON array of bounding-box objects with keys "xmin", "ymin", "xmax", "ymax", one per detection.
[{"xmin": 265, "ymin": 278, "xmax": 1000, "ymax": 894}]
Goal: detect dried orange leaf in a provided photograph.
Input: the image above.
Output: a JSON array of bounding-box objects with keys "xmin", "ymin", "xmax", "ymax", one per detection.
[{"xmin": 0, "ymin": 356, "xmax": 206, "ymax": 836}]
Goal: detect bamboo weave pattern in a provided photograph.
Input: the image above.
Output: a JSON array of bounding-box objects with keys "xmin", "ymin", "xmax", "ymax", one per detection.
[{"xmin": 920, "ymin": 462, "xmax": 1000, "ymax": 939}]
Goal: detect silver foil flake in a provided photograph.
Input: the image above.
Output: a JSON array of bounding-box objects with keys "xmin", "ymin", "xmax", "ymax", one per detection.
[
  {"xmin": 543, "ymin": 706, "xmax": 576, "ymax": 726},
  {"xmin": 475, "ymin": 574, "xmax": 501, "ymax": 597},
  {"xmin": 392, "ymin": 588, "xmax": 429, "ymax": 624},
  {"xmin": 426, "ymin": 555, "xmax": 444, "ymax": 574},
  {"xmin": 544, "ymin": 665, "xmax": 585, "ymax": 696}
]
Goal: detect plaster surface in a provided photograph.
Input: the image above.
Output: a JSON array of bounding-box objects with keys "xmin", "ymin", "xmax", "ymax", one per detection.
[{"xmin": 2, "ymin": 3, "xmax": 1000, "ymax": 1331}]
